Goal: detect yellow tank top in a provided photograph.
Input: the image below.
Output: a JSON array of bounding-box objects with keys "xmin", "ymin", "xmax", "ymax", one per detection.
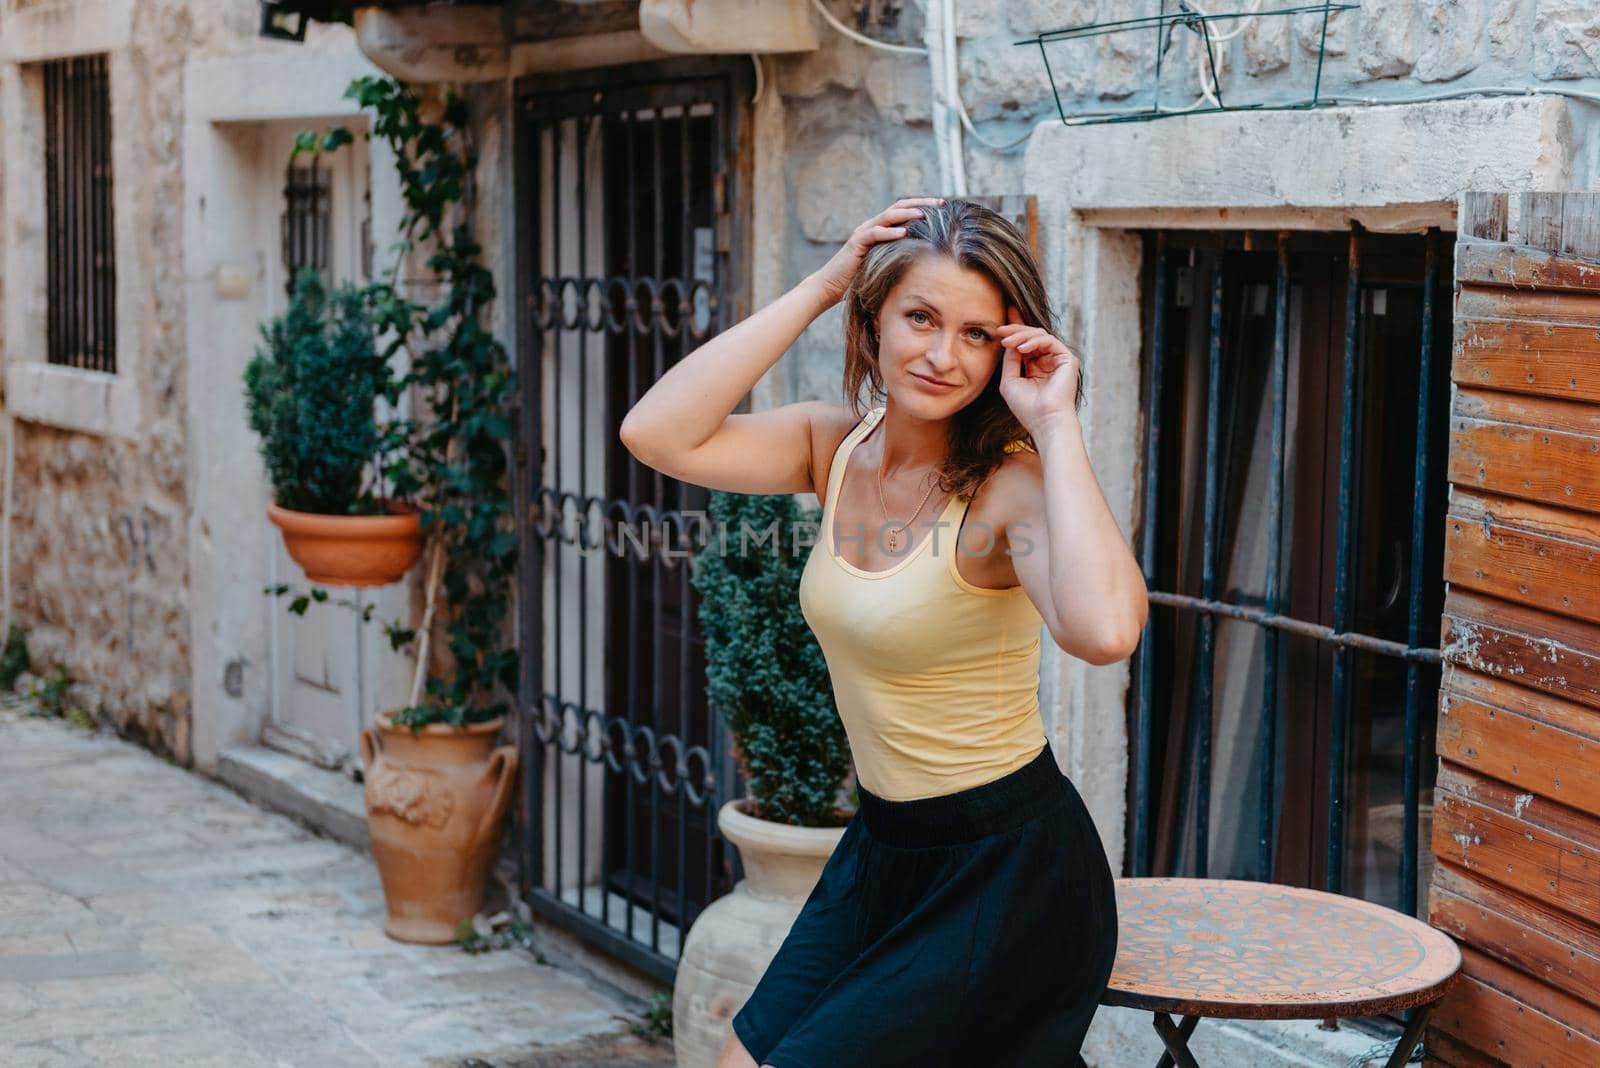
[{"xmin": 798, "ymin": 405, "xmax": 1047, "ymax": 801}]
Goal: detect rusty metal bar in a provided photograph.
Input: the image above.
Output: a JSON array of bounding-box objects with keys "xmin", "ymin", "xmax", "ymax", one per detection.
[{"xmin": 1146, "ymin": 590, "xmax": 1440, "ymax": 664}]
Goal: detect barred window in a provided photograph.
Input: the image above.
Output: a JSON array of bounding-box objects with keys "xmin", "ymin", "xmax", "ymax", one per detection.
[
  {"xmin": 43, "ymin": 54, "xmax": 116, "ymax": 373},
  {"xmin": 1130, "ymin": 229, "xmax": 1451, "ymax": 917},
  {"xmin": 281, "ymin": 154, "xmax": 332, "ymax": 295}
]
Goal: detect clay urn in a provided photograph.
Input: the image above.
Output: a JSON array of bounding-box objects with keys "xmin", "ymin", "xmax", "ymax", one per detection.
[
  {"xmin": 671, "ymin": 799, "xmax": 848, "ymax": 1067},
  {"xmin": 359, "ymin": 713, "xmax": 518, "ymax": 944}
]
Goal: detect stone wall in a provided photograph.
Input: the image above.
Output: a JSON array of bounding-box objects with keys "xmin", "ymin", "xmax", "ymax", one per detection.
[
  {"xmin": 770, "ymin": 0, "xmax": 1600, "ymax": 403},
  {"xmin": 2, "ymin": 1, "xmax": 194, "ymax": 759},
  {"xmin": 0, "ymin": 0, "xmax": 356, "ymax": 763}
]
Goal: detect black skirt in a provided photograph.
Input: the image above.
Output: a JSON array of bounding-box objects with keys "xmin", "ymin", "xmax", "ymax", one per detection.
[{"xmin": 730, "ymin": 741, "xmax": 1118, "ymax": 1068}]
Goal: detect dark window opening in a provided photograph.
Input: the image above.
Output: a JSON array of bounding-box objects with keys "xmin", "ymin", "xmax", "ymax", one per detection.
[
  {"xmin": 1128, "ymin": 229, "xmax": 1452, "ymax": 919},
  {"xmin": 281, "ymin": 154, "xmax": 332, "ymax": 295},
  {"xmin": 43, "ymin": 54, "xmax": 116, "ymax": 373}
]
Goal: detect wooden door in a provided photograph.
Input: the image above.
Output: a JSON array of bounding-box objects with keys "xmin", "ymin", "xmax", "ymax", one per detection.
[{"xmin": 1428, "ymin": 193, "xmax": 1600, "ymax": 1065}]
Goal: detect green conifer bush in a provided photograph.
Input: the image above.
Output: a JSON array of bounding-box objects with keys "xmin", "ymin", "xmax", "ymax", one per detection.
[
  {"xmin": 243, "ymin": 269, "xmax": 397, "ymax": 515},
  {"xmin": 691, "ymin": 490, "xmax": 851, "ymax": 827}
]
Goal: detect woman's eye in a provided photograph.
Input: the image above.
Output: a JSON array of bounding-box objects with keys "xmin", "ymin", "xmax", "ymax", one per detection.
[
  {"xmin": 909, "ymin": 310, "xmax": 930, "ymax": 325},
  {"xmin": 966, "ymin": 329, "xmax": 991, "ymax": 343}
]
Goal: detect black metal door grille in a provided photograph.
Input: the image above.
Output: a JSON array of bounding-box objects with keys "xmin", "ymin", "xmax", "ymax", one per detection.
[
  {"xmin": 43, "ymin": 54, "xmax": 115, "ymax": 373},
  {"xmin": 1130, "ymin": 229, "xmax": 1451, "ymax": 918},
  {"xmin": 514, "ymin": 61, "xmax": 748, "ymax": 982}
]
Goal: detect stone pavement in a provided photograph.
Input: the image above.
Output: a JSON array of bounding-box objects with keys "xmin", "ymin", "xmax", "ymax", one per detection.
[{"xmin": 0, "ymin": 707, "xmax": 675, "ymax": 1067}]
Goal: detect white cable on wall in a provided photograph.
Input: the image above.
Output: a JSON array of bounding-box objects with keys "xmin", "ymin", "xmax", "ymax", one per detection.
[
  {"xmin": 810, "ymin": 0, "xmax": 927, "ymax": 56},
  {"xmin": 808, "ymin": 0, "xmax": 1015, "ymax": 171},
  {"xmin": 1061, "ymin": 84, "xmax": 1600, "ymax": 124}
]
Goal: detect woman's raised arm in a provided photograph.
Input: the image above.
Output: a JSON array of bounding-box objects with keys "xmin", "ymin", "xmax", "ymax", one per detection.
[{"xmin": 618, "ymin": 198, "xmax": 942, "ymax": 497}]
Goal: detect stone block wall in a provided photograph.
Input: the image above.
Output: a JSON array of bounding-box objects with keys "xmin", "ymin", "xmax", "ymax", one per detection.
[
  {"xmin": 773, "ymin": 0, "xmax": 1600, "ymax": 403},
  {"xmin": 0, "ymin": 0, "xmax": 356, "ymax": 762}
]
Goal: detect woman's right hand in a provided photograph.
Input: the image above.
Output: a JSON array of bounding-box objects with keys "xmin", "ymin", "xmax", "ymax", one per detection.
[{"xmin": 807, "ymin": 198, "xmax": 945, "ymax": 307}]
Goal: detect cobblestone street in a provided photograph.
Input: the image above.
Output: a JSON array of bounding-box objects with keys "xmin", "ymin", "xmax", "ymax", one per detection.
[{"xmin": 0, "ymin": 708, "xmax": 673, "ymax": 1067}]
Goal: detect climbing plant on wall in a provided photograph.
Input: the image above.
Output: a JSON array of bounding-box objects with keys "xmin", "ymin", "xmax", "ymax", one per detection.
[{"xmin": 303, "ymin": 76, "xmax": 518, "ymax": 730}]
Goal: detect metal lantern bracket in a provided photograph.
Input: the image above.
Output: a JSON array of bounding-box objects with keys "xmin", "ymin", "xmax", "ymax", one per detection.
[
  {"xmin": 1015, "ymin": 2, "xmax": 1360, "ymax": 126},
  {"xmin": 258, "ymin": 0, "xmax": 355, "ymax": 42}
]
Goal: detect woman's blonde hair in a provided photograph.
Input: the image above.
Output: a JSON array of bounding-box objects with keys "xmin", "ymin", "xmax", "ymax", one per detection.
[{"xmin": 841, "ymin": 198, "xmax": 1077, "ymax": 501}]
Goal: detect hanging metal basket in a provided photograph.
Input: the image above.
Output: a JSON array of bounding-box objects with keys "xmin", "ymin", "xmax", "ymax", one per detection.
[{"xmin": 1015, "ymin": 1, "xmax": 1360, "ymax": 126}]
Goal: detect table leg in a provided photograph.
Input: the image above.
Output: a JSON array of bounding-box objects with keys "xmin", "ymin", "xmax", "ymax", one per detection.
[
  {"xmin": 1382, "ymin": 1004, "xmax": 1435, "ymax": 1068},
  {"xmin": 1151, "ymin": 1012, "xmax": 1202, "ymax": 1068}
]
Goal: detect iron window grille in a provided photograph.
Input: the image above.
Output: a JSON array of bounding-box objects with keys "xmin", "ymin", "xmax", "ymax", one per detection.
[
  {"xmin": 1130, "ymin": 228, "xmax": 1450, "ymax": 919},
  {"xmin": 43, "ymin": 54, "xmax": 116, "ymax": 374},
  {"xmin": 281, "ymin": 154, "xmax": 332, "ymax": 295}
]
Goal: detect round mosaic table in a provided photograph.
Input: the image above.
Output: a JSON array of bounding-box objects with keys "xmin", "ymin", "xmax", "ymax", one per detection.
[{"xmin": 1102, "ymin": 878, "xmax": 1462, "ymax": 1068}]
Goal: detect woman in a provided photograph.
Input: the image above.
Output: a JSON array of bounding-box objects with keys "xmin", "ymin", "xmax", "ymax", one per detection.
[{"xmin": 619, "ymin": 198, "xmax": 1147, "ymax": 1067}]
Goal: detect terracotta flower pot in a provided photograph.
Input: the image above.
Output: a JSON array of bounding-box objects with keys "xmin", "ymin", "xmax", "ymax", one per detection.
[
  {"xmin": 672, "ymin": 799, "xmax": 849, "ymax": 1067},
  {"xmin": 359, "ymin": 713, "xmax": 519, "ymax": 944},
  {"xmin": 266, "ymin": 501, "xmax": 423, "ymax": 588}
]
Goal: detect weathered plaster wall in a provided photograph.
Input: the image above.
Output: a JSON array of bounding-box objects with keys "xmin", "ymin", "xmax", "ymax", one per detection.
[
  {"xmin": 181, "ymin": 9, "xmax": 410, "ymax": 774},
  {"xmin": 0, "ymin": 0, "xmax": 381, "ymax": 764}
]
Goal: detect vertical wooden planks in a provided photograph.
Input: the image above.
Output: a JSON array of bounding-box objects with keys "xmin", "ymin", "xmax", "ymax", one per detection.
[{"xmin": 1431, "ymin": 193, "xmax": 1600, "ymax": 1065}]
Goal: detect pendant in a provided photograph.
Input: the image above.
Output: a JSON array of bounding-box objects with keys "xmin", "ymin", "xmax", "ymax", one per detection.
[{"xmin": 885, "ymin": 526, "xmax": 904, "ymax": 552}]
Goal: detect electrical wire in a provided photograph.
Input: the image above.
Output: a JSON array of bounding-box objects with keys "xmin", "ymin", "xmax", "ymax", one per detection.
[
  {"xmin": 1326, "ymin": 83, "xmax": 1600, "ymax": 108},
  {"xmin": 804, "ymin": 0, "xmax": 1033, "ymax": 159},
  {"xmin": 809, "ymin": 0, "xmax": 927, "ymax": 55},
  {"xmin": 1053, "ymin": 83, "xmax": 1600, "ymax": 124}
]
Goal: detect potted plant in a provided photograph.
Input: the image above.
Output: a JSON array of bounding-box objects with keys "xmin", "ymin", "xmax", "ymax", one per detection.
[
  {"xmin": 672, "ymin": 489, "xmax": 855, "ymax": 1065},
  {"xmin": 307, "ymin": 78, "xmax": 521, "ymax": 945},
  {"xmin": 245, "ymin": 268, "xmax": 422, "ymax": 587}
]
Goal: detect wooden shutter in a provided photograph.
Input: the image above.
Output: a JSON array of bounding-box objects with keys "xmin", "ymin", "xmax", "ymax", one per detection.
[{"xmin": 1428, "ymin": 193, "xmax": 1600, "ymax": 1066}]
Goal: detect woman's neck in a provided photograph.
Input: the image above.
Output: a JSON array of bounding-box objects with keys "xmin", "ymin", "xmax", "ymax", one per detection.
[{"xmin": 875, "ymin": 401, "xmax": 949, "ymax": 477}]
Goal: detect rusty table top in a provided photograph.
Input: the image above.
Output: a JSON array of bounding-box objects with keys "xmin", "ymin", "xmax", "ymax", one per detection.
[{"xmin": 1104, "ymin": 878, "xmax": 1462, "ymax": 1020}]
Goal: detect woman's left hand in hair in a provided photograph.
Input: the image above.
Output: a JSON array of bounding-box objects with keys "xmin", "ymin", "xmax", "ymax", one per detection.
[{"xmin": 997, "ymin": 307, "xmax": 1083, "ymax": 440}]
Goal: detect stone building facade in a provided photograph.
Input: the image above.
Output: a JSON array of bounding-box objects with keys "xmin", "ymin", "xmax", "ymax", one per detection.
[
  {"xmin": 0, "ymin": 1, "xmax": 407, "ymax": 771},
  {"xmin": 353, "ymin": 4, "xmax": 1600, "ymax": 1061},
  {"xmin": 5, "ymin": 0, "xmax": 1600, "ymax": 1064},
  {"xmin": 347, "ymin": 1, "xmax": 1600, "ymax": 1064}
]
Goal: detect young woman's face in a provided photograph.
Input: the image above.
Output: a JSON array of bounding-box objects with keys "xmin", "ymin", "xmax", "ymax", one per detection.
[{"xmin": 874, "ymin": 255, "xmax": 1007, "ymax": 418}]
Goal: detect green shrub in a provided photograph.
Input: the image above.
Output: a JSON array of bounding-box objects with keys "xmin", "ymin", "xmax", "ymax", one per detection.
[
  {"xmin": 691, "ymin": 490, "xmax": 851, "ymax": 827},
  {"xmin": 243, "ymin": 269, "xmax": 396, "ymax": 515},
  {"xmin": 0, "ymin": 624, "xmax": 28, "ymax": 692}
]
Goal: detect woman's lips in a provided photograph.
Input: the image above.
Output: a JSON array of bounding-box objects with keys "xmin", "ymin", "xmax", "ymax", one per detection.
[{"xmin": 910, "ymin": 372, "xmax": 958, "ymax": 391}]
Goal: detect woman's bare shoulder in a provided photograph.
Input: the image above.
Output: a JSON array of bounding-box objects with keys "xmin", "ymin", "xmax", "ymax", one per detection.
[
  {"xmin": 807, "ymin": 402, "xmax": 862, "ymax": 507},
  {"xmin": 975, "ymin": 446, "xmax": 1045, "ymax": 527}
]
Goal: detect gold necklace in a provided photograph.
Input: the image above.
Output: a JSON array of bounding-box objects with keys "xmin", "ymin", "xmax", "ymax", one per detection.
[{"xmin": 875, "ymin": 435, "xmax": 940, "ymax": 554}]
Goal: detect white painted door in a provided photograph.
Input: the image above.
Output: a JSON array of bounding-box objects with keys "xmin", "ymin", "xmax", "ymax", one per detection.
[{"xmin": 257, "ymin": 122, "xmax": 408, "ymax": 771}]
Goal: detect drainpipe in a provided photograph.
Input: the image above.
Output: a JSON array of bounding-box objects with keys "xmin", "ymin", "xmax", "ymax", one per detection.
[
  {"xmin": 925, "ymin": 0, "xmax": 953, "ymax": 193},
  {"xmin": 924, "ymin": 0, "xmax": 966, "ymax": 196}
]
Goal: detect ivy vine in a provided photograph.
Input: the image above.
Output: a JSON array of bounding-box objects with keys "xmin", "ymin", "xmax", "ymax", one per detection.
[{"xmin": 302, "ymin": 77, "xmax": 518, "ymax": 730}]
